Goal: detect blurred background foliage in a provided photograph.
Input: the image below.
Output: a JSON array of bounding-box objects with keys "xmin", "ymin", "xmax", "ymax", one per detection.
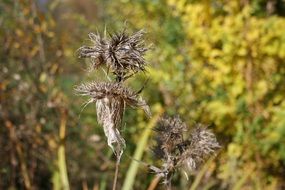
[{"xmin": 1, "ymin": 0, "xmax": 285, "ymax": 189}]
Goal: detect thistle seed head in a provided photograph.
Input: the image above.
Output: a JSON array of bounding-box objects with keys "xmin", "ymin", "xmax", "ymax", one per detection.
[
  {"xmin": 75, "ymin": 81, "xmax": 151, "ymax": 117},
  {"xmin": 178, "ymin": 124, "xmax": 221, "ymax": 171},
  {"xmin": 75, "ymin": 81, "xmax": 151, "ymax": 156},
  {"xmin": 151, "ymin": 116, "xmax": 220, "ymax": 184},
  {"xmin": 78, "ymin": 33, "xmax": 107, "ymax": 69},
  {"xmin": 78, "ymin": 29, "xmax": 149, "ymax": 80},
  {"xmin": 153, "ymin": 116, "xmax": 187, "ymax": 159},
  {"xmin": 106, "ymin": 30, "xmax": 148, "ymax": 77}
]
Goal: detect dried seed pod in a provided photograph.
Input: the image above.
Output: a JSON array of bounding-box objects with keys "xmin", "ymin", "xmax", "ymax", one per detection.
[
  {"xmin": 106, "ymin": 30, "xmax": 148, "ymax": 78},
  {"xmin": 75, "ymin": 81, "xmax": 151, "ymax": 156},
  {"xmin": 178, "ymin": 124, "xmax": 221, "ymax": 171},
  {"xmin": 153, "ymin": 116, "xmax": 187, "ymax": 159},
  {"xmin": 78, "ymin": 29, "xmax": 149, "ymax": 80},
  {"xmin": 151, "ymin": 116, "xmax": 220, "ymax": 187},
  {"xmin": 78, "ymin": 33, "xmax": 107, "ymax": 69}
]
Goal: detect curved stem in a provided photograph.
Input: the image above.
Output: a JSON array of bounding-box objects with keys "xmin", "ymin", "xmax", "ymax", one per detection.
[{"xmin": 147, "ymin": 176, "xmax": 161, "ymax": 190}]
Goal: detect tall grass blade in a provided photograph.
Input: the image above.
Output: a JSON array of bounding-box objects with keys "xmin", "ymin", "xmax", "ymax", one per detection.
[{"xmin": 122, "ymin": 107, "xmax": 163, "ymax": 190}]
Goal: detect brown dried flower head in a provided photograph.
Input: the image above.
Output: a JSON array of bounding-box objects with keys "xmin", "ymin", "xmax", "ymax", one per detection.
[
  {"xmin": 151, "ymin": 116, "xmax": 220, "ymax": 185},
  {"xmin": 75, "ymin": 81, "xmax": 151, "ymax": 156},
  {"xmin": 78, "ymin": 29, "xmax": 149, "ymax": 80},
  {"xmin": 78, "ymin": 33, "xmax": 107, "ymax": 69},
  {"xmin": 178, "ymin": 124, "xmax": 221, "ymax": 171},
  {"xmin": 153, "ymin": 116, "xmax": 187, "ymax": 159}
]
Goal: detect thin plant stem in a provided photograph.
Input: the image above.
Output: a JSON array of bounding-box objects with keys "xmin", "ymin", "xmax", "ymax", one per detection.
[
  {"xmin": 147, "ymin": 176, "xmax": 161, "ymax": 190},
  {"xmin": 166, "ymin": 179, "xmax": 172, "ymax": 190},
  {"xmin": 58, "ymin": 110, "xmax": 70, "ymax": 190},
  {"xmin": 101, "ymin": 68, "xmax": 112, "ymax": 81},
  {"xmin": 165, "ymin": 173, "xmax": 173, "ymax": 190},
  {"xmin": 112, "ymin": 156, "xmax": 121, "ymax": 190}
]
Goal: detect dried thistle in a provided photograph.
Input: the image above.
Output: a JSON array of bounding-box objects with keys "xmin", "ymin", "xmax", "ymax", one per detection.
[
  {"xmin": 75, "ymin": 81, "xmax": 151, "ymax": 156},
  {"xmin": 76, "ymin": 26, "xmax": 151, "ymax": 190},
  {"xmin": 153, "ymin": 116, "xmax": 187, "ymax": 159},
  {"xmin": 78, "ymin": 29, "xmax": 149, "ymax": 81},
  {"xmin": 107, "ymin": 30, "xmax": 148, "ymax": 79},
  {"xmin": 78, "ymin": 32, "xmax": 107, "ymax": 69},
  {"xmin": 178, "ymin": 124, "xmax": 221, "ymax": 171},
  {"xmin": 151, "ymin": 116, "xmax": 220, "ymax": 188}
]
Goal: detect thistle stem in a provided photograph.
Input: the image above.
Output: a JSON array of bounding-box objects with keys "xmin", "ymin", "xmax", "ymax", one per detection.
[
  {"xmin": 166, "ymin": 181, "xmax": 172, "ymax": 190},
  {"xmin": 112, "ymin": 156, "xmax": 121, "ymax": 190}
]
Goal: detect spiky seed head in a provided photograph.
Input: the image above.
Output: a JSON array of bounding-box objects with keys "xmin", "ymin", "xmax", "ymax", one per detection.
[
  {"xmin": 75, "ymin": 81, "xmax": 151, "ymax": 117},
  {"xmin": 75, "ymin": 81, "xmax": 151, "ymax": 156},
  {"xmin": 78, "ymin": 29, "xmax": 149, "ymax": 79},
  {"xmin": 153, "ymin": 116, "xmax": 187, "ymax": 158},
  {"xmin": 106, "ymin": 30, "xmax": 148, "ymax": 77},
  {"xmin": 78, "ymin": 33, "xmax": 107, "ymax": 70},
  {"xmin": 151, "ymin": 116, "xmax": 220, "ymax": 185},
  {"xmin": 180, "ymin": 125, "xmax": 221, "ymax": 171}
]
